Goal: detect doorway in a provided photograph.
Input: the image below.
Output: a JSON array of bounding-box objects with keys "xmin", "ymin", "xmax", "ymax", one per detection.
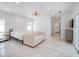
[{"xmin": 51, "ymin": 16, "xmax": 61, "ymax": 37}]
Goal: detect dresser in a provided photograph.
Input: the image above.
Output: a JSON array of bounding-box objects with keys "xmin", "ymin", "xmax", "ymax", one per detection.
[{"xmin": 65, "ymin": 28, "xmax": 73, "ymax": 42}]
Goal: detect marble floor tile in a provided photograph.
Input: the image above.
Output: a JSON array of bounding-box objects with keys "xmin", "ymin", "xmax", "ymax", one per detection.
[{"xmin": 0, "ymin": 36, "xmax": 79, "ymax": 57}]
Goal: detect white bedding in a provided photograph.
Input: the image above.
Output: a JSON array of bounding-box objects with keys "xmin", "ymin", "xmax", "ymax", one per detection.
[{"xmin": 11, "ymin": 31, "xmax": 26, "ymax": 40}]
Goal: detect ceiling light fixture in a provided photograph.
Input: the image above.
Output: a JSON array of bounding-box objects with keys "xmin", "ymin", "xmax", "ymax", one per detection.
[
  {"xmin": 32, "ymin": 10, "xmax": 40, "ymax": 16},
  {"xmin": 6, "ymin": 8, "xmax": 10, "ymax": 10},
  {"xmin": 48, "ymin": 7, "xmax": 50, "ymax": 10}
]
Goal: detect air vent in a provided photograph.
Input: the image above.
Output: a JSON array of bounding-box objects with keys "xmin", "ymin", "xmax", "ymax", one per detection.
[{"xmin": 58, "ymin": 11, "xmax": 62, "ymax": 13}]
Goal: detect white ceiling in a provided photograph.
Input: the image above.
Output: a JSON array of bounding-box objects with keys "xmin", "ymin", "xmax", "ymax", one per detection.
[{"xmin": 0, "ymin": 2, "xmax": 78, "ymax": 17}]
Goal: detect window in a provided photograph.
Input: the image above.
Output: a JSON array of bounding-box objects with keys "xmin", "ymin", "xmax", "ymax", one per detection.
[
  {"xmin": 27, "ymin": 22, "xmax": 32, "ymax": 31},
  {"xmin": 0, "ymin": 19, "xmax": 5, "ymax": 32},
  {"xmin": 0, "ymin": 19, "xmax": 5, "ymax": 40}
]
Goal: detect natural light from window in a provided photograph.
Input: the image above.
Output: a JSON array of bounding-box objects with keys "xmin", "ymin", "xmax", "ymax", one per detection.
[{"xmin": 0, "ymin": 19, "xmax": 5, "ymax": 32}]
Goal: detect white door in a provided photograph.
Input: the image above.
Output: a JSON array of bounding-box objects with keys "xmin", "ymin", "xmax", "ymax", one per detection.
[{"xmin": 73, "ymin": 15, "xmax": 79, "ymax": 52}]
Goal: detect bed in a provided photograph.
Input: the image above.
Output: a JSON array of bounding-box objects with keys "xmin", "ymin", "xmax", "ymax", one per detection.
[
  {"xmin": 11, "ymin": 31, "xmax": 26, "ymax": 40},
  {"xmin": 11, "ymin": 30, "xmax": 46, "ymax": 48},
  {"xmin": 23, "ymin": 32, "xmax": 46, "ymax": 48}
]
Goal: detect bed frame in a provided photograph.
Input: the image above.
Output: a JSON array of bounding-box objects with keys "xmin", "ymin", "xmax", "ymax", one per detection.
[{"xmin": 23, "ymin": 39, "xmax": 45, "ymax": 48}]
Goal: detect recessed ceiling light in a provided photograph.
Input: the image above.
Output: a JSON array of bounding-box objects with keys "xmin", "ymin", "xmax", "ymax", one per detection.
[
  {"xmin": 6, "ymin": 8, "xmax": 10, "ymax": 10},
  {"xmin": 48, "ymin": 7, "xmax": 50, "ymax": 10},
  {"xmin": 16, "ymin": 2, "xmax": 20, "ymax": 4}
]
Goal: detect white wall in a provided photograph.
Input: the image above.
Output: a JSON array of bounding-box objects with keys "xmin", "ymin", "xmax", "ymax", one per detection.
[
  {"xmin": 33, "ymin": 15, "xmax": 51, "ymax": 37},
  {"xmin": 0, "ymin": 11, "xmax": 33, "ymax": 32},
  {"xmin": 61, "ymin": 13, "xmax": 71, "ymax": 40},
  {"xmin": 71, "ymin": 3, "xmax": 79, "ymax": 18}
]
